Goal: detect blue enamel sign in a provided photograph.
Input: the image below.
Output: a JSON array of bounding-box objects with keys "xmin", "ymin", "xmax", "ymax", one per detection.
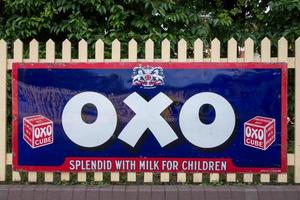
[{"xmin": 12, "ymin": 62, "xmax": 287, "ymax": 173}]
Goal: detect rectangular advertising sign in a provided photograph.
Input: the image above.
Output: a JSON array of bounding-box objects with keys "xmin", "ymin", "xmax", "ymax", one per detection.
[{"xmin": 12, "ymin": 62, "xmax": 287, "ymax": 173}]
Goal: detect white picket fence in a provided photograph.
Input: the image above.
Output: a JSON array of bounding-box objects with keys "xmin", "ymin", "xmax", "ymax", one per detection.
[{"xmin": 0, "ymin": 37, "xmax": 299, "ymax": 183}]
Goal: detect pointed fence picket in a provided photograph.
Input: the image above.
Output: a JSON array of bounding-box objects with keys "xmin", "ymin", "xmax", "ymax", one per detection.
[
  {"xmin": 77, "ymin": 39, "xmax": 88, "ymax": 183},
  {"xmin": 242, "ymin": 38, "xmax": 255, "ymax": 183},
  {"xmin": 144, "ymin": 39, "xmax": 154, "ymax": 183},
  {"xmin": 0, "ymin": 37, "xmax": 298, "ymax": 184},
  {"xmin": 160, "ymin": 39, "xmax": 170, "ymax": 183},
  {"xmin": 61, "ymin": 39, "xmax": 71, "ymax": 182},
  {"xmin": 277, "ymin": 37, "xmax": 288, "ymax": 183},
  {"xmin": 192, "ymin": 38, "xmax": 204, "ymax": 183},
  {"xmin": 210, "ymin": 38, "xmax": 220, "ymax": 183},
  {"xmin": 226, "ymin": 38, "xmax": 237, "ymax": 183},
  {"xmin": 27, "ymin": 39, "xmax": 39, "ymax": 183},
  {"xmin": 93, "ymin": 40, "xmax": 104, "ymax": 183},
  {"xmin": 177, "ymin": 39, "xmax": 187, "ymax": 183},
  {"xmin": 127, "ymin": 39, "xmax": 137, "ymax": 182},
  {"xmin": 12, "ymin": 39, "xmax": 22, "ymax": 182},
  {"xmin": 260, "ymin": 37, "xmax": 271, "ymax": 183},
  {"xmin": 110, "ymin": 39, "xmax": 121, "ymax": 183}
]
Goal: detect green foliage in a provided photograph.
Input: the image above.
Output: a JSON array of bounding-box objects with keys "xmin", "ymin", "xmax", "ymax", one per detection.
[{"xmin": 0, "ymin": 0, "xmax": 299, "ymax": 45}]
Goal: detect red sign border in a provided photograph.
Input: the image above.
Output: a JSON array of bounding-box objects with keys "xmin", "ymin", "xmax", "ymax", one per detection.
[{"xmin": 12, "ymin": 62, "xmax": 288, "ymax": 173}]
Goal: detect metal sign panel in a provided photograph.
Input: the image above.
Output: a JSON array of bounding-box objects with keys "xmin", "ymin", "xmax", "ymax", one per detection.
[{"xmin": 12, "ymin": 62, "xmax": 287, "ymax": 173}]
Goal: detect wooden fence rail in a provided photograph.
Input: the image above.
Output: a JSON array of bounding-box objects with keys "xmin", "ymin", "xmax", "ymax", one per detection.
[{"xmin": 0, "ymin": 37, "xmax": 299, "ymax": 184}]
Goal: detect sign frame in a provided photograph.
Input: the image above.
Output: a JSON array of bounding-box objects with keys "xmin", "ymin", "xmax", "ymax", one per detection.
[{"xmin": 12, "ymin": 62, "xmax": 288, "ymax": 173}]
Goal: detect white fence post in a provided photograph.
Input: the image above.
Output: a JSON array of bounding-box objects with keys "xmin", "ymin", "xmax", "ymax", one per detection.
[{"xmin": 0, "ymin": 39, "xmax": 7, "ymax": 181}]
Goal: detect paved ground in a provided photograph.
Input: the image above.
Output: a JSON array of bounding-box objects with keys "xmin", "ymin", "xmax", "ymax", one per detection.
[{"xmin": 0, "ymin": 185, "xmax": 299, "ymax": 200}]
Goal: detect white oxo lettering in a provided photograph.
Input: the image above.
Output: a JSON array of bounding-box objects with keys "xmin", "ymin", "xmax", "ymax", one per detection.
[
  {"xmin": 62, "ymin": 91, "xmax": 236, "ymax": 149},
  {"xmin": 118, "ymin": 92, "xmax": 178, "ymax": 147}
]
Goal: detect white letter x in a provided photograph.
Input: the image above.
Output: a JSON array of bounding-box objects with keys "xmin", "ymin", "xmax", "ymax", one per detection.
[{"xmin": 118, "ymin": 92, "xmax": 178, "ymax": 147}]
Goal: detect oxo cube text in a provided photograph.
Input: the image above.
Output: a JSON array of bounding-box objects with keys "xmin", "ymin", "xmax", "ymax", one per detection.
[
  {"xmin": 23, "ymin": 115, "xmax": 53, "ymax": 148},
  {"xmin": 244, "ymin": 116, "xmax": 276, "ymax": 150}
]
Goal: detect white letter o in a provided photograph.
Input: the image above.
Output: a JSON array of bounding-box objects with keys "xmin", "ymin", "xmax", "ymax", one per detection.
[
  {"xmin": 179, "ymin": 92, "xmax": 235, "ymax": 148},
  {"xmin": 62, "ymin": 92, "xmax": 117, "ymax": 148}
]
